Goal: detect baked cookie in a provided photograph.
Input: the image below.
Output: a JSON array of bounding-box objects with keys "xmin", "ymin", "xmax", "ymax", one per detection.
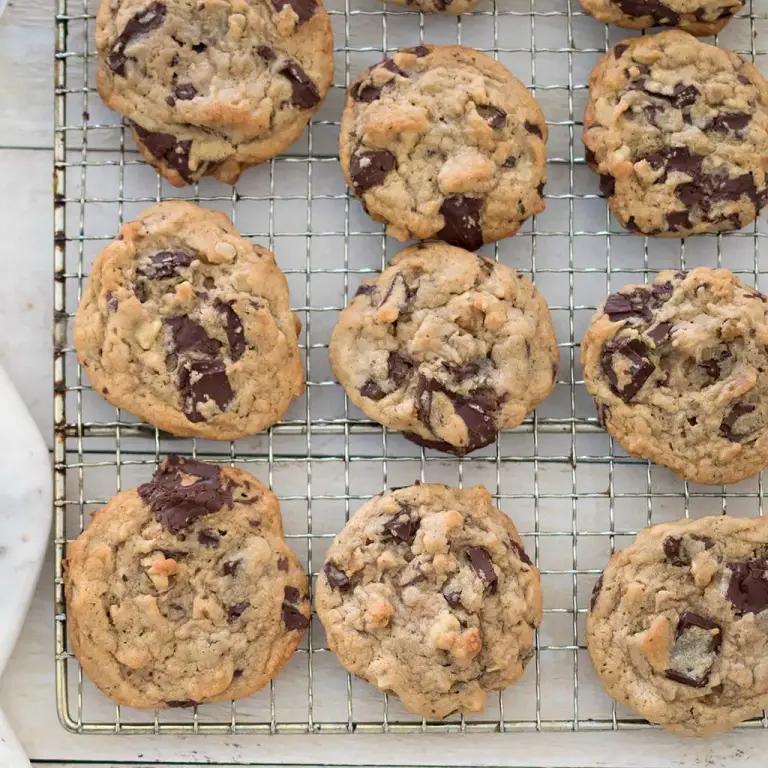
[
  {"xmin": 588, "ymin": 515, "xmax": 768, "ymax": 737},
  {"xmin": 584, "ymin": 32, "xmax": 768, "ymax": 237},
  {"xmin": 329, "ymin": 243, "xmax": 559, "ymax": 456},
  {"xmin": 65, "ymin": 457, "xmax": 309, "ymax": 709},
  {"xmin": 95, "ymin": 0, "xmax": 333, "ymax": 186},
  {"xmin": 581, "ymin": 268, "xmax": 768, "ymax": 486},
  {"xmin": 316, "ymin": 483, "xmax": 542, "ymax": 719},
  {"xmin": 579, "ymin": 0, "xmax": 742, "ymax": 37},
  {"xmin": 74, "ymin": 201, "xmax": 303, "ymax": 440},
  {"xmin": 340, "ymin": 45, "xmax": 547, "ymax": 250},
  {"xmin": 382, "ymin": 0, "xmax": 482, "ymax": 14}
]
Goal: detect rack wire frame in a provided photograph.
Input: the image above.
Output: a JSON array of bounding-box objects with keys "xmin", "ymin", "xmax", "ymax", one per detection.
[{"xmin": 52, "ymin": 0, "xmax": 768, "ymax": 738}]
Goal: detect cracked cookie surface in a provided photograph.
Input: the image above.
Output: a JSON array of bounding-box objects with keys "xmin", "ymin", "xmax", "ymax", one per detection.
[
  {"xmin": 96, "ymin": 0, "xmax": 333, "ymax": 186},
  {"xmin": 65, "ymin": 457, "xmax": 309, "ymax": 709},
  {"xmin": 584, "ymin": 32, "xmax": 768, "ymax": 236},
  {"xmin": 340, "ymin": 45, "xmax": 547, "ymax": 249},
  {"xmin": 329, "ymin": 243, "xmax": 559, "ymax": 455},
  {"xmin": 579, "ymin": 0, "xmax": 742, "ymax": 36},
  {"xmin": 315, "ymin": 483, "xmax": 542, "ymax": 719},
  {"xmin": 74, "ymin": 201, "xmax": 303, "ymax": 440},
  {"xmin": 581, "ymin": 268, "xmax": 768, "ymax": 485},
  {"xmin": 588, "ymin": 515, "xmax": 768, "ymax": 736}
]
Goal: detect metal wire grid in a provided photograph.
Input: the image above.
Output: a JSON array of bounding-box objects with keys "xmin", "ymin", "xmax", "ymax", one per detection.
[{"xmin": 52, "ymin": 0, "xmax": 768, "ymax": 738}]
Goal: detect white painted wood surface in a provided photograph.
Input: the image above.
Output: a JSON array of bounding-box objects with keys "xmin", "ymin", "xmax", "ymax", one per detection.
[{"xmin": 2, "ymin": 0, "xmax": 768, "ymax": 765}]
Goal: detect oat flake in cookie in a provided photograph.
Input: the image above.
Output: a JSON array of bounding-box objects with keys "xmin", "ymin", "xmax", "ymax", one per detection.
[
  {"xmin": 582, "ymin": 268, "xmax": 768, "ymax": 485},
  {"xmin": 74, "ymin": 201, "xmax": 303, "ymax": 440},
  {"xmin": 329, "ymin": 243, "xmax": 559, "ymax": 456},
  {"xmin": 584, "ymin": 31, "xmax": 768, "ymax": 236},
  {"xmin": 95, "ymin": 0, "xmax": 333, "ymax": 187},
  {"xmin": 340, "ymin": 45, "xmax": 547, "ymax": 250},
  {"xmin": 588, "ymin": 515, "xmax": 768, "ymax": 737},
  {"xmin": 65, "ymin": 457, "xmax": 309, "ymax": 709},
  {"xmin": 579, "ymin": 0, "xmax": 742, "ymax": 37},
  {"xmin": 316, "ymin": 483, "xmax": 542, "ymax": 719}
]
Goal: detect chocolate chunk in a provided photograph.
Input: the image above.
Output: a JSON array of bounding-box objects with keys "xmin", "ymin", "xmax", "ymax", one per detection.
[
  {"xmin": 466, "ymin": 546, "xmax": 498, "ymax": 594},
  {"xmin": 132, "ymin": 122, "xmax": 197, "ymax": 184},
  {"xmin": 139, "ymin": 250, "xmax": 195, "ymax": 280},
  {"xmin": 387, "ymin": 352, "xmax": 412, "ymax": 387},
  {"xmin": 443, "ymin": 590, "xmax": 463, "ymax": 608},
  {"xmin": 613, "ymin": 43, "xmax": 628, "ymax": 58},
  {"xmin": 167, "ymin": 699, "xmax": 198, "ymax": 708},
  {"xmin": 177, "ymin": 358, "xmax": 234, "ymax": 422},
  {"xmin": 271, "ymin": 0, "xmax": 317, "ymax": 23},
  {"xmin": 324, "ymin": 561, "xmax": 350, "ymax": 590},
  {"xmin": 437, "ymin": 196, "xmax": 483, "ymax": 251},
  {"xmin": 408, "ymin": 46, "xmax": 430, "ymax": 57},
  {"xmin": 434, "ymin": 0, "xmax": 452, "ymax": 8},
  {"xmin": 647, "ymin": 322, "xmax": 673, "ymax": 346},
  {"xmin": 279, "ymin": 61, "xmax": 320, "ymax": 108},
  {"xmin": 173, "ymin": 83, "xmax": 197, "ymax": 100},
  {"xmin": 284, "ymin": 586, "xmax": 301, "ymax": 603},
  {"xmin": 707, "ymin": 112, "xmax": 750, "ymax": 134},
  {"xmin": 476, "ymin": 105, "xmax": 507, "ymax": 129},
  {"xmin": 282, "ymin": 602, "xmax": 309, "ymax": 630},
  {"xmin": 108, "ymin": 1, "xmax": 167, "ymax": 76},
  {"xmin": 615, "ymin": 0, "xmax": 679, "ymax": 26},
  {"xmin": 349, "ymin": 150, "xmax": 396, "ymax": 192},
  {"xmin": 379, "ymin": 58, "xmax": 406, "ymax": 77},
  {"xmin": 590, "ymin": 574, "xmax": 603, "ymax": 610},
  {"xmin": 360, "ymin": 378, "xmax": 386, "ymax": 401},
  {"xmin": 645, "ymin": 146, "xmax": 702, "ymax": 177},
  {"xmin": 228, "ymin": 602, "xmax": 249, "ymax": 622},
  {"xmin": 382, "ymin": 507, "xmax": 419, "ymax": 544},
  {"xmin": 603, "ymin": 289, "xmax": 652, "ymax": 322},
  {"xmin": 443, "ymin": 361, "xmax": 481, "ymax": 380},
  {"xmin": 700, "ymin": 357, "xmax": 722, "ymax": 381},
  {"xmin": 257, "ymin": 45, "xmax": 275, "ymax": 61},
  {"xmin": 192, "ymin": 42, "xmax": 207, "ymax": 53},
  {"xmin": 666, "ymin": 211, "xmax": 692, "ymax": 232},
  {"xmin": 222, "ymin": 559, "xmax": 240, "ymax": 576},
  {"xmin": 524, "ymin": 121, "xmax": 543, "ymax": 138},
  {"xmin": 665, "ymin": 612, "xmax": 722, "ymax": 687},
  {"xmin": 663, "ymin": 536, "xmax": 688, "ymax": 566},
  {"xmin": 719, "ymin": 403, "xmax": 757, "ymax": 442},
  {"xmin": 652, "ymin": 282, "xmax": 674, "ymax": 299},
  {"xmin": 166, "ymin": 316, "xmax": 221, "ymax": 357},
  {"xmin": 727, "ymin": 558, "xmax": 768, "ymax": 614},
  {"xmin": 738, "ymin": 74, "xmax": 752, "ymax": 86},
  {"xmin": 197, "ymin": 528, "xmax": 220, "ymax": 547},
  {"xmin": 600, "ymin": 174, "xmax": 616, "ymax": 196},
  {"xmin": 106, "ymin": 292, "xmax": 118, "ymax": 311},
  {"xmin": 354, "ymin": 282, "xmax": 377, "ymax": 298},
  {"xmin": 351, "ymin": 82, "xmax": 383, "ymax": 103},
  {"xmin": 379, "ymin": 272, "xmax": 416, "ymax": 311},
  {"xmin": 413, "ymin": 376, "xmax": 499, "ymax": 455},
  {"xmin": 138, "ymin": 457, "xmax": 232, "ymax": 533},
  {"xmin": 277, "ymin": 556, "xmax": 290, "ymax": 572},
  {"xmin": 600, "ymin": 338, "xmax": 655, "ymax": 403},
  {"xmin": 584, "ymin": 147, "xmax": 597, "ymax": 168},
  {"xmin": 214, "ymin": 299, "xmax": 246, "ymax": 361},
  {"xmin": 503, "ymin": 155, "xmax": 517, "ymax": 169},
  {"xmin": 509, "ymin": 539, "xmax": 533, "ymax": 566}
]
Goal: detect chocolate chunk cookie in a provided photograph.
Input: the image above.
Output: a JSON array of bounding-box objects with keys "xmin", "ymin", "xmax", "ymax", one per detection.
[
  {"xmin": 74, "ymin": 201, "xmax": 303, "ymax": 440},
  {"xmin": 95, "ymin": 0, "xmax": 333, "ymax": 186},
  {"xmin": 579, "ymin": 0, "xmax": 742, "ymax": 36},
  {"xmin": 340, "ymin": 45, "xmax": 547, "ymax": 249},
  {"xmin": 329, "ymin": 243, "xmax": 559, "ymax": 455},
  {"xmin": 588, "ymin": 515, "xmax": 768, "ymax": 736},
  {"xmin": 584, "ymin": 32, "xmax": 768, "ymax": 236},
  {"xmin": 65, "ymin": 457, "xmax": 309, "ymax": 708},
  {"xmin": 316, "ymin": 483, "xmax": 542, "ymax": 719},
  {"xmin": 582, "ymin": 268, "xmax": 768, "ymax": 485}
]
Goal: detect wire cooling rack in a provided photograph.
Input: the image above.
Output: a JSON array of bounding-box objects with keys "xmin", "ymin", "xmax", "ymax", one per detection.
[{"xmin": 52, "ymin": 0, "xmax": 768, "ymax": 739}]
